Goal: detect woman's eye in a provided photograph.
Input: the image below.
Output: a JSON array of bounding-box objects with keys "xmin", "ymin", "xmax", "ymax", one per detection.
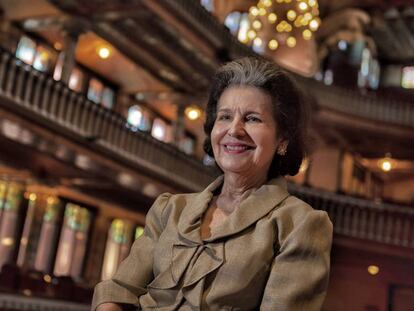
[
  {"xmin": 217, "ymin": 114, "xmax": 231, "ymax": 121},
  {"xmin": 246, "ymin": 115, "xmax": 261, "ymax": 122}
]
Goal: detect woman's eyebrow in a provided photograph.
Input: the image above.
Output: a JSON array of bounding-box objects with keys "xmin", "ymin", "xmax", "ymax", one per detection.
[
  {"xmin": 217, "ymin": 108, "xmax": 232, "ymax": 113},
  {"xmin": 244, "ymin": 110, "xmax": 262, "ymax": 115}
]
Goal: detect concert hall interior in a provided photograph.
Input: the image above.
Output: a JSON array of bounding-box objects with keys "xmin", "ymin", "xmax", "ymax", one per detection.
[{"xmin": 0, "ymin": 0, "xmax": 413, "ymax": 310}]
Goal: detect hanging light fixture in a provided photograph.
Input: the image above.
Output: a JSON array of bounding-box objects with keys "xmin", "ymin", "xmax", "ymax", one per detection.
[{"xmin": 247, "ymin": 0, "xmax": 321, "ymax": 50}]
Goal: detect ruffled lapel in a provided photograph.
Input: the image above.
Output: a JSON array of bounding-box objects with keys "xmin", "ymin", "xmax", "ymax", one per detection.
[{"xmin": 177, "ymin": 176, "xmax": 224, "ymax": 244}]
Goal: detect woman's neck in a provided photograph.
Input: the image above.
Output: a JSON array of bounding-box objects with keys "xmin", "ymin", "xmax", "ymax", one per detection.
[{"xmin": 217, "ymin": 172, "xmax": 268, "ymax": 212}]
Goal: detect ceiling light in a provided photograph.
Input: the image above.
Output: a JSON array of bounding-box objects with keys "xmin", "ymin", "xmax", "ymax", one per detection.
[
  {"xmin": 367, "ymin": 265, "xmax": 379, "ymax": 275},
  {"xmin": 378, "ymin": 154, "xmax": 393, "ymax": 172},
  {"xmin": 97, "ymin": 46, "xmax": 111, "ymax": 59},
  {"xmin": 185, "ymin": 105, "xmax": 202, "ymax": 121},
  {"xmin": 246, "ymin": 0, "xmax": 320, "ymax": 50}
]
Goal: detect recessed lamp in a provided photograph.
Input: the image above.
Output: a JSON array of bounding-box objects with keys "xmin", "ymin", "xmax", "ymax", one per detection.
[
  {"xmin": 378, "ymin": 153, "xmax": 393, "ymax": 172},
  {"xmin": 185, "ymin": 105, "xmax": 202, "ymax": 121},
  {"xmin": 97, "ymin": 46, "xmax": 111, "ymax": 59},
  {"xmin": 367, "ymin": 265, "xmax": 379, "ymax": 275}
]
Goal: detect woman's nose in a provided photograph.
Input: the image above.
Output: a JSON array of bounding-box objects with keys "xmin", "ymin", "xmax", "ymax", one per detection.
[{"xmin": 227, "ymin": 118, "xmax": 245, "ymax": 137}]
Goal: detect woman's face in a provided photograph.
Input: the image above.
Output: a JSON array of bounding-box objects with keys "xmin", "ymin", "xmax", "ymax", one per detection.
[{"xmin": 211, "ymin": 86, "xmax": 279, "ymax": 177}]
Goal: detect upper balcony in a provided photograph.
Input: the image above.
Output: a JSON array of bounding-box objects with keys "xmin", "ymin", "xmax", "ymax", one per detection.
[{"xmin": 0, "ymin": 47, "xmax": 218, "ymax": 202}]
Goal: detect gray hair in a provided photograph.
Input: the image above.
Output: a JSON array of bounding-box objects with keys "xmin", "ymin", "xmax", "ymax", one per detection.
[{"xmin": 217, "ymin": 57, "xmax": 284, "ymax": 88}]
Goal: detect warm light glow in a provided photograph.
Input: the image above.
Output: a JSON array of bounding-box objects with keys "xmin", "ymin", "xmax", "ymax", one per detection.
[
  {"xmin": 262, "ymin": 0, "xmax": 272, "ymax": 7},
  {"xmin": 185, "ymin": 106, "xmax": 202, "ymax": 121},
  {"xmin": 378, "ymin": 154, "xmax": 393, "ymax": 172},
  {"xmin": 247, "ymin": 29, "xmax": 257, "ymax": 40},
  {"xmin": 287, "ymin": 10, "xmax": 297, "ymax": 21},
  {"xmin": 309, "ymin": 19, "xmax": 320, "ymax": 31},
  {"xmin": 298, "ymin": 2, "xmax": 308, "ymax": 11},
  {"xmin": 250, "ymin": 7, "xmax": 259, "ymax": 16},
  {"xmin": 54, "ymin": 42, "xmax": 62, "ymax": 50},
  {"xmin": 276, "ymin": 22, "xmax": 284, "ymax": 32},
  {"xmin": 286, "ymin": 36, "xmax": 297, "ymax": 47},
  {"xmin": 47, "ymin": 196, "xmax": 57, "ymax": 205},
  {"xmin": 268, "ymin": 39, "xmax": 279, "ymax": 50},
  {"xmin": 254, "ymin": 37, "xmax": 263, "ymax": 47},
  {"xmin": 252, "ymin": 20, "xmax": 262, "ymax": 29},
  {"xmin": 97, "ymin": 46, "xmax": 111, "ymax": 59},
  {"xmin": 1, "ymin": 237, "xmax": 14, "ymax": 246},
  {"xmin": 382, "ymin": 161, "xmax": 392, "ymax": 171},
  {"xmin": 379, "ymin": 157, "xmax": 392, "ymax": 172},
  {"xmin": 294, "ymin": 16, "xmax": 303, "ymax": 27},
  {"xmin": 246, "ymin": 0, "xmax": 320, "ymax": 49},
  {"xmin": 304, "ymin": 12, "xmax": 313, "ymax": 21},
  {"xmin": 268, "ymin": 13, "xmax": 277, "ymax": 23},
  {"xmin": 303, "ymin": 29, "xmax": 312, "ymax": 40},
  {"xmin": 43, "ymin": 274, "xmax": 52, "ymax": 283},
  {"xmin": 367, "ymin": 265, "xmax": 379, "ymax": 275},
  {"xmin": 29, "ymin": 193, "xmax": 37, "ymax": 201},
  {"xmin": 299, "ymin": 158, "xmax": 309, "ymax": 173},
  {"xmin": 22, "ymin": 289, "xmax": 32, "ymax": 296},
  {"xmin": 259, "ymin": 7, "xmax": 267, "ymax": 16}
]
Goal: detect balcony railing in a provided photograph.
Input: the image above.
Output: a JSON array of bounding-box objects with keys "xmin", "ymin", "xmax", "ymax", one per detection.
[
  {"xmin": 289, "ymin": 184, "xmax": 414, "ymax": 249},
  {"xmin": 295, "ymin": 76, "xmax": 414, "ymax": 128},
  {"xmin": 0, "ymin": 48, "xmax": 217, "ymax": 192},
  {"xmin": 0, "ymin": 293, "xmax": 89, "ymax": 311}
]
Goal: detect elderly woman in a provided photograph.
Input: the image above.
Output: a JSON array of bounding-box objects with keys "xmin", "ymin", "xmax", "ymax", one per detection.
[{"xmin": 92, "ymin": 57, "xmax": 333, "ymax": 311}]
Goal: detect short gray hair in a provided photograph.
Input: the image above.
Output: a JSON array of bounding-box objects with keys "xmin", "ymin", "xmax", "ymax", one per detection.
[{"xmin": 217, "ymin": 57, "xmax": 284, "ymax": 87}]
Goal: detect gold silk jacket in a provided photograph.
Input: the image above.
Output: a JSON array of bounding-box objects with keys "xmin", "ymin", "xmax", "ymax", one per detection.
[{"xmin": 92, "ymin": 176, "xmax": 333, "ymax": 311}]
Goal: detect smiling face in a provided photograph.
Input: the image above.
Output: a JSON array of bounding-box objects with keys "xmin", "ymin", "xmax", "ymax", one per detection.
[{"xmin": 211, "ymin": 86, "xmax": 280, "ymax": 178}]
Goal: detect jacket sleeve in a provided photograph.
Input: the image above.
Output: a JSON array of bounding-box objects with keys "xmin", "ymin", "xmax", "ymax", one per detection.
[
  {"xmin": 91, "ymin": 193, "xmax": 171, "ymax": 310},
  {"xmin": 260, "ymin": 210, "xmax": 333, "ymax": 311}
]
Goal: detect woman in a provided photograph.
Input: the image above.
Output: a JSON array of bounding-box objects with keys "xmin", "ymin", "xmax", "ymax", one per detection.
[{"xmin": 92, "ymin": 57, "xmax": 333, "ymax": 311}]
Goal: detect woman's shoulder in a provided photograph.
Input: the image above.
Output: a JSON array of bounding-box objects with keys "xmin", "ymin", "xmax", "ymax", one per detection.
[
  {"xmin": 270, "ymin": 194, "xmax": 332, "ymax": 238},
  {"xmin": 148, "ymin": 191, "xmax": 202, "ymax": 226}
]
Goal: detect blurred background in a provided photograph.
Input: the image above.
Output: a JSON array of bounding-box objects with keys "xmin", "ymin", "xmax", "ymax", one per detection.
[{"xmin": 0, "ymin": 0, "xmax": 413, "ymax": 310}]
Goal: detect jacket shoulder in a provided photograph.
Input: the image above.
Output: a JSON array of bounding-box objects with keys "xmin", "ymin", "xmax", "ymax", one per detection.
[{"xmin": 271, "ymin": 194, "xmax": 332, "ymax": 242}]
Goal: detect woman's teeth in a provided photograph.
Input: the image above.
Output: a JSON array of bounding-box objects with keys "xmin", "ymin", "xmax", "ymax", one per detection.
[{"xmin": 225, "ymin": 145, "xmax": 249, "ymax": 151}]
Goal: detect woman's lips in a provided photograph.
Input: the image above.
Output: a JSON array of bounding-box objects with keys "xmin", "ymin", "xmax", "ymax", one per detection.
[{"xmin": 223, "ymin": 144, "xmax": 254, "ymax": 154}]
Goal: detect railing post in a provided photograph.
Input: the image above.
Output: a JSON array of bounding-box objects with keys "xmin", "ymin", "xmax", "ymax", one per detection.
[
  {"xmin": 14, "ymin": 61, "xmax": 26, "ymax": 102},
  {"xmin": 5, "ymin": 58, "xmax": 17, "ymax": 96},
  {"xmin": 32, "ymin": 72, "xmax": 45, "ymax": 112},
  {"xmin": 23, "ymin": 66, "xmax": 34, "ymax": 108},
  {"xmin": 57, "ymin": 86, "xmax": 70, "ymax": 124},
  {"xmin": 0, "ymin": 52, "xmax": 11, "ymax": 92},
  {"xmin": 64, "ymin": 91, "xmax": 76, "ymax": 127}
]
